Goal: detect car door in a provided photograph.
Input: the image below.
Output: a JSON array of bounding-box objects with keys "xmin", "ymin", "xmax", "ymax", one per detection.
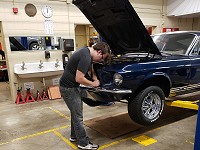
[{"xmin": 167, "ymin": 55, "xmax": 191, "ymax": 87}]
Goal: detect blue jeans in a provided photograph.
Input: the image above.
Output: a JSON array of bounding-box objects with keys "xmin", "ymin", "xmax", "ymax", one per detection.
[{"xmin": 59, "ymin": 86, "xmax": 89, "ymax": 146}]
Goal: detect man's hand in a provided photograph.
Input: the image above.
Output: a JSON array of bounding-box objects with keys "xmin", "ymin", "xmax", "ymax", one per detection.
[
  {"xmin": 92, "ymin": 80, "xmax": 100, "ymax": 87},
  {"xmin": 76, "ymin": 70, "xmax": 100, "ymax": 87}
]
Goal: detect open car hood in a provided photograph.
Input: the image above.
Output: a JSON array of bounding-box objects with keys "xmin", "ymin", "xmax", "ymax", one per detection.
[{"xmin": 72, "ymin": 0, "xmax": 161, "ymax": 56}]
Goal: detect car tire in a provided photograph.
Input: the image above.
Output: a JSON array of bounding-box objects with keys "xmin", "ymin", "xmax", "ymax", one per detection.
[{"xmin": 128, "ymin": 86, "xmax": 165, "ymax": 126}]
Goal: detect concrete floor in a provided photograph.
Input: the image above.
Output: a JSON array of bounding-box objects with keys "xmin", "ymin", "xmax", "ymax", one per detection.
[{"xmin": 0, "ymin": 81, "xmax": 198, "ymax": 150}]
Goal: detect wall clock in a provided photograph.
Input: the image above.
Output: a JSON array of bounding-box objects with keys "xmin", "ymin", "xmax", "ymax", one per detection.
[
  {"xmin": 25, "ymin": 3, "xmax": 37, "ymax": 17},
  {"xmin": 41, "ymin": 5, "xmax": 53, "ymax": 18}
]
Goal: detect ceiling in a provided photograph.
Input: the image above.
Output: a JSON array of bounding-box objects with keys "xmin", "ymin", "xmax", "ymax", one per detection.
[
  {"xmin": 48, "ymin": 0, "xmax": 71, "ymax": 4},
  {"xmin": 167, "ymin": 0, "xmax": 200, "ymax": 18}
]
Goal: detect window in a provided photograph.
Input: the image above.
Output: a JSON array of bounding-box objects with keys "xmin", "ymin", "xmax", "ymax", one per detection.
[
  {"xmin": 191, "ymin": 40, "xmax": 200, "ymax": 55},
  {"xmin": 153, "ymin": 33, "xmax": 195, "ymax": 55}
]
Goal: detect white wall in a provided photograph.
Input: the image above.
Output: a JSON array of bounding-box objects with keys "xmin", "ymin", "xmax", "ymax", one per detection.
[
  {"xmin": 131, "ymin": 0, "xmax": 200, "ymax": 32},
  {"xmin": 131, "ymin": 0, "xmax": 166, "ymax": 33}
]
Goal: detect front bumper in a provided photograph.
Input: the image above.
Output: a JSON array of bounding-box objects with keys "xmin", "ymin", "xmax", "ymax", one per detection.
[
  {"xmin": 80, "ymin": 84, "xmax": 132, "ymax": 102},
  {"xmin": 80, "ymin": 85, "xmax": 132, "ymax": 94}
]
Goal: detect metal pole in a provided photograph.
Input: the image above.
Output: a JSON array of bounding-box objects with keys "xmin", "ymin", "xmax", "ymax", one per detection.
[{"xmin": 194, "ymin": 104, "xmax": 200, "ymax": 150}]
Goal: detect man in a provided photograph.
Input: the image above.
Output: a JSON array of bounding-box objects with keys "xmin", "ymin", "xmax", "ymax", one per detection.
[{"xmin": 59, "ymin": 42, "xmax": 111, "ymax": 150}]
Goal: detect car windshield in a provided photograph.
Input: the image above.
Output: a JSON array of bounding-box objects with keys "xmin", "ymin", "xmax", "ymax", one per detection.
[{"xmin": 152, "ymin": 33, "xmax": 196, "ymax": 55}]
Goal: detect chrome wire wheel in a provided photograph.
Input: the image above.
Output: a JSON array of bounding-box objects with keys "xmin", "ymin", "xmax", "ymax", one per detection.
[
  {"xmin": 128, "ymin": 86, "xmax": 165, "ymax": 126},
  {"xmin": 142, "ymin": 91, "xmax": 162, "ymax": 120}
]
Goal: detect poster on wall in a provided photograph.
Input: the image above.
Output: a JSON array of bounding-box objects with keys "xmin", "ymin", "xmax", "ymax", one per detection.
[
  {"xmin": 52, "ymin": 78, "xmax": 60, "ymax": 85},
  {"xmin": 44, "ymin": 20, "xmax": 53, "ymax": 35},
  {"xmin": 24, "ymin": 82, "xmax": 34, "ymax": 90}
]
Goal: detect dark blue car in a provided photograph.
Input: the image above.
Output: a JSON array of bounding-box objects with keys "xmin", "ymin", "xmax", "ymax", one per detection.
[{"xmin": 73, "ymin": 0, "xmax": 200, "ymax": 126}]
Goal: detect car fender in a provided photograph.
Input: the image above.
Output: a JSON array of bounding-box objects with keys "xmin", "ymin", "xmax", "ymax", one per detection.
[{"xmin": 136, "ymin": 71, "xmax": 172, "ymax": 97}]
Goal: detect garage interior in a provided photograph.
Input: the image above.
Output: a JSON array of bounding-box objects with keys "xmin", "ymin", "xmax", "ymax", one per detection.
[{"xmin": 0, "ymin": 0, "xmax": 200, "ymax": 150}]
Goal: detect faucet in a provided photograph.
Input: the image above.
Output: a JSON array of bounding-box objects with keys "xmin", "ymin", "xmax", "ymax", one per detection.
[
  {"xmin": 39, "ymin": 60, "xmax": 43, "ymax": 69},
  {"xmin": 21, "ymin": 61, "xmax": 26, "ymax": 70},
  {"xmin": 55, "ymin": 59, "xmax": 60, "ymax": 68}
]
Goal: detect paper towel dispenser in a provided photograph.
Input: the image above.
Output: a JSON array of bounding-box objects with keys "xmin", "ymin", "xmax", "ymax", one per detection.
[{"xmin": 63, "ymin": 39, "xmax": 74, "ymax": 51}]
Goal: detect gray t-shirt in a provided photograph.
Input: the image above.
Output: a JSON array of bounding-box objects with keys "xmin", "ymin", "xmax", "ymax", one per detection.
[{"xmin": 60, "ymin": 46, "xmax": 92, "ymax": 88}]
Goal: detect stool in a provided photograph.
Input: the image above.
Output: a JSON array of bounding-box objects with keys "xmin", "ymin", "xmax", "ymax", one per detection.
[
  {"xmin": 25, "ymin": 88, "xmax": 35, "ymax": 103},
  {"xmin": 35, "ymin": 90, "xmax": 43, "ymax": 101},
  {"xmin": 15, "ymin": 89, "xmax": 26, "ymax": 104},
  {"xmin": 42, "ymin": 90, "xmax": 49, "ymax": 100}
]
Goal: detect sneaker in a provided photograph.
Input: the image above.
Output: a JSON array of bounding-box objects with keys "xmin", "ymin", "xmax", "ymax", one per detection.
[
  {"xmin": 69, "ymin": 137, "xmax": 77, "ymax": 142},
  {"xmin": 78, "ymin": 143, "xmax": 99, "ymax": 150}
]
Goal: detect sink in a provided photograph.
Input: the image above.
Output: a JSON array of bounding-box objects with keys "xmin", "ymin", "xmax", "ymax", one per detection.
[{"xmin": 14, "ymin": 61, "xmax": 64, "ymax": 78}]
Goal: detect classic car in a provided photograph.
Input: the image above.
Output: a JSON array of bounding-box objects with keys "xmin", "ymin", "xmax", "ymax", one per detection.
[{"xmin": 72, "ymin": 0, "xmax": 200, "ymax": 126}]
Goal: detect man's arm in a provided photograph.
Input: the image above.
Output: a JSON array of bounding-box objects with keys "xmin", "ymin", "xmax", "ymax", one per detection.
[
  {"xmin": 90, "ymin": 64, "xmax": 98, "ymax": 81},
  {"xmin": 76, "ymin": 70, "xmax": 100, "ymax": 87}
]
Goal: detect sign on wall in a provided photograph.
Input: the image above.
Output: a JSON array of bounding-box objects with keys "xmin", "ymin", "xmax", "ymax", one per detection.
[
  {"xmin": 52, "ymin": 78, "xmax": 60, "ymax": 85},
  {"xmin": 44, "ymin": 20, "xmax": 53, "ymax": 35},
  {"xmin": 24, "ymin": 82, "xmax": 34, "ymax": 90},
  {"xmin": 162, "ymin": 28, "xmax": 179, "ymax": 32}
]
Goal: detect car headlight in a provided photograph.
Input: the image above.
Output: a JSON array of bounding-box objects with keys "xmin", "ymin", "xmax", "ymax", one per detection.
[{"xmin": 113, "ymin": 73, "xmax": 123, "ymax": 86}]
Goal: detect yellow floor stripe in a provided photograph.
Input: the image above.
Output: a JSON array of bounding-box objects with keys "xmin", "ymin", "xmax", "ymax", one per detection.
[
  {"xmin": 48, "ymin": 107, "xmax": 71, "ymax": 120},
  {"xmin": 54, "ymin": 131, "xmax": 78, "ymax": 149},
  {"xmin": 0, "ymin": 125, "xmax": 70, "ymax": 146},
  {"xmin": 99, "ymin": 127, "xmax": 160, "ymax": 149},
  {"xmin": 165, "ymin": 100, "xmax": 199, "ymax": 110},
  {"xmin": 132, "ymin": 135, "xmax": 157, "ymax": 146},
  {"xmin": 99, "ymin": 137, "xmax": 132, "ymax": 150},
  {"xmin": 0, "ymin": 142, "xmax": 10, "ymax": 146},
  {"xmin": 186, "ymin": 139, "xmax": 194, "ymax": 145}
]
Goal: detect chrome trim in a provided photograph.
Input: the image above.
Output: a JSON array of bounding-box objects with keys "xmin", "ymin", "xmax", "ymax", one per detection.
[
  {"xmin": 80, "ymin": 85, "xmax": 132, "ymax": 94},
  {"xmin": 187, "ymin": 35, "xmax": 199, "ymax": 55},
  {"xmin": 142, "ymin": 91, "xmax": 162, "ymax": 120}
]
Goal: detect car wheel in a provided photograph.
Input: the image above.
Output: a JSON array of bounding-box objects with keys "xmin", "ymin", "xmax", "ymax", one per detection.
[
  {"xmin": 29, "ymin": 43, "xmax": 39, "ymax": 50},
  {"xmin": 128, "ymin": 86, "xmax": 165, "ymax": 126}
]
